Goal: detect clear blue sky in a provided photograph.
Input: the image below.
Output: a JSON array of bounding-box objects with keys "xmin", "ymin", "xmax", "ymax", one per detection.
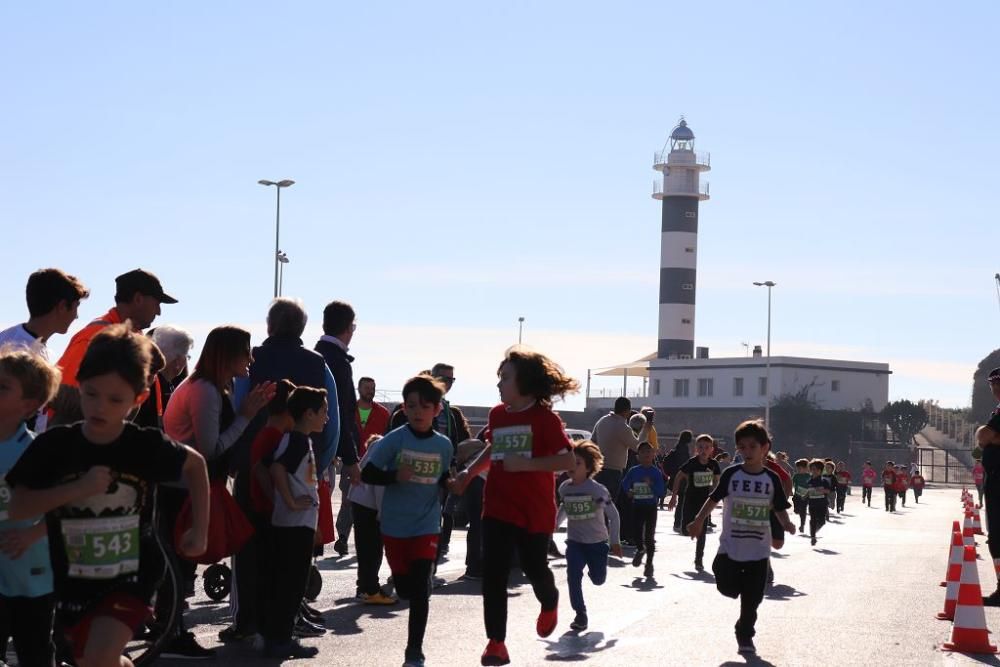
[{"xmin": 1, "ymin": 2, "xmax": 997, "ymax": 411}]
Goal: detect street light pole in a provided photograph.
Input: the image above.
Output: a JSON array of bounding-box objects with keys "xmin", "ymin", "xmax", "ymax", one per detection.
[
  {"xmin": 258, "ymin": 179, "xmax": 295, "ymax": 298},
  {"xmin": 277, "ymin": 251, "xmax": 289, "ymax": 296},
  {"xmin": 518, "ymin": 317, "xmax": 525, "ymax": 344},
  {"xmin": 753, "ymin": 281, "xmax": 776, "ymax": 429}
]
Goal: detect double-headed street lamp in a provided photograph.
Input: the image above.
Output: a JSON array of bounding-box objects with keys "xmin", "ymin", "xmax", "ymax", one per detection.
[
  {"xmin": 258, "ymin": 179, "xmax": 295, "ymax": 298},
  {"xmin": 753, "ymin": 281, "xmax": 776, "ymax": 428}
]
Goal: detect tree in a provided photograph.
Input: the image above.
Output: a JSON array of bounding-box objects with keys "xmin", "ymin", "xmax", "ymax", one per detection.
[{"xmin": 880, "ymin": 400, "xmax": 929, "ymax": 447}]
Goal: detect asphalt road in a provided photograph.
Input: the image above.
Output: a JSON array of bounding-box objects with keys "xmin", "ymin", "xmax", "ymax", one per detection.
[{"xmin": 157, "ymin": 486, "xmax": 1000, "ymax": 666}]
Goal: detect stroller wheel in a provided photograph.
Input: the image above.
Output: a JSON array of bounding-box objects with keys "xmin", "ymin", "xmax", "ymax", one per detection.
[
  {"xmin": 204, "ymin": 563, "xmax": 231, "ymax": 601},
  {"xmin": 304, "ymin": 563, "xmax": 322, "ymax": 601}
]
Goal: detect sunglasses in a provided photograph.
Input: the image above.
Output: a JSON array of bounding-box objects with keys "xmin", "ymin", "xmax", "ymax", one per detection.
[{"xmin": 437, "ymin": 375, "xmax": 456, "ymax": 385}]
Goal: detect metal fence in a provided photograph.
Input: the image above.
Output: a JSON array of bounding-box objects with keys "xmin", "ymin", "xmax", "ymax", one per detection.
[{"xmin": 916, "ymin": 447, "xmax": 974, "ymax": 485}]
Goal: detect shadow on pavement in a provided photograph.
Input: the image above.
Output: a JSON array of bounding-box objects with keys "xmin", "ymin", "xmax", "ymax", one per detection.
[
  {"xmin": 623, "ymin": 576, "xmax": 664, "ymax": 591},
  {"xmin": 316, "ymin": 555, "xmax": 357, "ymax": 571},
  {"xmin": 325, "ymin": 598, "xmax": 403, "ymax": 636},
  {"xmin": 950, "ymin": 652, "xmax": 1000, "ymax": 666},
  {"xmin": 813, "ymin": 548, "xmax": 840, "ymax": 555},
  {"xmin": 543, "ymin": 630, "xmax": 619, "ymax": 661},
  {"xmin": 670, "ymin": 570, "xmax": 714, "ymax": 584},
  {"xmin": 765, "ymin": 583, "xmax": 806, "ymax": 600}
]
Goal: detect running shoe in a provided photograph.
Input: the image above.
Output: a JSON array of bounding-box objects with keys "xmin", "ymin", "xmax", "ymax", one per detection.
[
  {"xmin": 460, "ymin": 571, "xmax": 483, "ymax": 581},
  {"xmin": 632, "ymin": 549, "xmax": 645, "ymax": 567},
  {"xmin": 984, "ymin": 589, "xmax": 1000, "ymax": 607},
  {"xmin": 293, "ymin": 617, "xmax": 325, "ymax": 638},
  {"xmin": 643, "ymin": 562, "xmax": 654, "ymax": 578},
  {"xmin": 301, "ymin": 601, "xmax": 325, "ymax": 623},
  {"xmin": 536, "ymin": 607, "xmax": 558, "ymax": 638},
  {"xmin": 402, "ymin": 652, "xmax": 426, "ymax": 667},
  {"xmin": 218, "ymin": 624, "xmax": 256, "ymax": 642},
  {"xmin": 333, "ymin": 540, "xmax": 349, "ymax": 556},
  {"xmin": 364, "ymin": 592, "xmax": 398, "ymax": 605},
  {"xmin": 570, "ymin": 612, "xmax": 588, "ymax": 631},
  {"xmin": 737, "ymin": 637, "xmax": 757, "ymax": 655},
  {"xmin": 262, "ymin": 639, "xmax": 320, "ymax": 659},
  {"xmin": 481, "ymin": 640, "xmax": 511, "ymax": 666},
  {"xmin": 694, "ymin": 558, "xmax": 704, "ymax": 572}
]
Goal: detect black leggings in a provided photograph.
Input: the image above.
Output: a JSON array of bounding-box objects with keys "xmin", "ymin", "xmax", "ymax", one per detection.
[
  {"xmin": 713, "ymin": 554, "xmax": 769, "ymax": 641},
  {"xmin": 808, "ymin": 500, "xmax": 827, "ymax": 537},
  {"xmin": 352, "ymin": 503, "xmax": 385, "ymax": 596},
  {"xmin": 482, "ymin": 517, "xmax": 558, "ymax": 642},
  {"xmin": 862, "ymin": 486, "xmax": 872, "ymax": 504},
  {"xmin": 0, "ymin": 593, "xmax": 55, "ymax": 667},
  {"xmin": 633, "ymin": 504, "xmax": 657, "ymax": 563},
  {"xmin": 394, "ymin": 558, "xmax": 434, "ymax": 661}
]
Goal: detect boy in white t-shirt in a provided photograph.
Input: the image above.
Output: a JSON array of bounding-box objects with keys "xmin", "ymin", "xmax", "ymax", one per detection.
[{"xmin": 688, "ymin": 419, "xmax": 795, "ymax": 657}]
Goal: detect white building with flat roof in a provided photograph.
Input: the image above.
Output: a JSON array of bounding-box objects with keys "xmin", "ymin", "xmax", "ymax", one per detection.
[{"xmin": 586, "ymin": 353, "xmax": 890, "ymax": 413}]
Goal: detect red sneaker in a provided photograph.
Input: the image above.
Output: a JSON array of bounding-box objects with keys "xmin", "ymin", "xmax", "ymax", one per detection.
[
  {"xmin": 481, "ymin": 640, "xmax": 510, "ymax": 666},
  {"xmin": 536, "ymin": 607, "xmax": 558, "ymax": 638}
]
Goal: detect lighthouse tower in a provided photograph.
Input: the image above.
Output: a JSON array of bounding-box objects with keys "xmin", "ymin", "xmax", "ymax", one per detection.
[{"xmin": 652, "ymin": 118, "xmax": 710, "ymax": 360}]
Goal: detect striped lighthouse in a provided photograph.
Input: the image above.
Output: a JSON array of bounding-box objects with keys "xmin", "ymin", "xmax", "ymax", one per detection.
[{"xmin": 652, "ymin": 118, "xmax": 710, "ymax": 359}]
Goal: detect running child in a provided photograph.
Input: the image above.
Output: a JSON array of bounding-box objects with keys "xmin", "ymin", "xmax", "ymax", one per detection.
[
  {"xmin": 350, "ymin": 434, "xmax": 396, "ymax": 605},
  {"xmin": 882, "ymin": 461, "xmax": 897, "ymax": 512},
  {"xmin": 896, "ymin": 465, "xmax": 910, "ymax": 507},
  {"xmin": 791, "ymin": 459, "xmax": 811, "ymax": 531},
  {"xmin": 0, "ymin": 348, "xmax": 61, "ymax": 666},
  {"xmin": 556, "ymin": 441, "xmax": 622, "ymax": 631},
  {"xmin": 688, "ymin": 420, "xmax": 795, "ymax": 656},
  {"xmin": 621, "ymin": 441, "xmax": 665, "ymax": 577},
  {"xmin": 860, "ymin": 461, "xmax": 876, "ymax": 507},
  {"xmin": 974, "ymin": 459, "xmax": 985, "ymax": 505},
  {"xmin": 805, "ymin": 460, "xmax": 832, "ymax": 546},
  {"xmin": 260, "ymin": 386, "xmax": 329, "ymax": 659},
  {"xmin": 6, "ymin": 325, "xmax": 210, "ymax": 667},
  {"xmin": 667, "ymin": 434, "xmax": 721, "ymax": 571},
  {"xmin": 911, "ymin": 469, "xmax": 925, "ymax": 503},
  {"xmin": 834, "ymin": 462, "xmax": 851, "ymax": 514},
  {"xmin": 363, "ymin": 375, "xmax": 454, "ymax": 667},
  {"xmin": 451, "ymin": 347, "xmax": 578, "ymax": 667},
  {"xmin": 821, "ymin": 461, "xmax": 836, "ymax": 521}
]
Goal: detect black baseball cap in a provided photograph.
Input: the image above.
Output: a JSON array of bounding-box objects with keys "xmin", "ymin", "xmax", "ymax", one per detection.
[
  {"xmin": 988, "ymin": 368, "xmax": 1000, "ymax": 383},
  {"xmin": 115, "ymin": 269, "xmax": 178, "ymax": 304}
]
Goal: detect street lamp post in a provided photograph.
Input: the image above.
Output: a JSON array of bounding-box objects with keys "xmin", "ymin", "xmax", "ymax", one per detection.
[
  {"xmin": 753, "ymin": 281, "xmax": 776, "ymax": 428},
  {"xmin": 518, "ymin": 317, "xmax": 525, "ymax": 344},
  {"xmin": 258, "ymin": 179, "xmax": 295, "ymax": 298},
  {"xmin": 277, "ymin": 251, "xmax": 289, "ymax": 296}
]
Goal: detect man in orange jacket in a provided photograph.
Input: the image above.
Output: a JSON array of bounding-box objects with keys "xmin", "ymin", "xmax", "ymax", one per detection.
[{"xmin": 50, "ymin": 268, "xmax": 177, "ymax": 425}]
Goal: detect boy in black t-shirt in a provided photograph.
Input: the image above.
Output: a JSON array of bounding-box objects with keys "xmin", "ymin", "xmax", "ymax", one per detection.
[
  {"xmin": 6, "ymin": 325, "xmax": 210, "ymax": 667},
  {"xmin": 805, "ymin": 460, "xmax": 831, "ymax": 546},
  {"xmin": 667, "ymin": 434, "xmax": 721, "ymax": 571}
]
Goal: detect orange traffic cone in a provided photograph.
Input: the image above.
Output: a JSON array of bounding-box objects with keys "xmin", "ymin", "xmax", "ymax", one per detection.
[
  {"xmin": 938, "ymin": 532, "xmax": 965, "ymax": 618},
  {"xmin": 964, "ymin": 516, "xmax": 977, "ymax": 547},
  {"xmin": 941, "ymin": 546, "xmax": 998, "ymax": 654},
  {"xmin": 943, "ymin": 529, "xmax": 965, "ymax": 588}
]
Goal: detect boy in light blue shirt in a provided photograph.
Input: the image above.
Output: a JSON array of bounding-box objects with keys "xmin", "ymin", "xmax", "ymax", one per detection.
[
  {"xmin": 0, "ymin": 347, "xmax": 61, "ymax": 666},
  {"xmin": 363, "ymin": 375, "xmax": 453, "ymax": 667}
]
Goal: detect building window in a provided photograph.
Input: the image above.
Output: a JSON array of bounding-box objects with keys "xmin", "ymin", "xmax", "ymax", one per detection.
[
  {"xmin": 681, "ymin": 318, "xmax": 691, "ymax": 324},
  {"xmin": 684, "ymin": 247, "xmax": 695, "ymax": 253},
  {"xmin": 697, "ymin": 378, "xmax": 713, "ymax": 397},
  {"xmin": 733, "ymin": 377, "xmax": 744, "ymax": 397},
  {"xmin": 674, "ymin": 379, "xmax": 689, "ymax": 397},
  {"xmin": 684, "ymin": 211, "xmax": 697, "ymax": 219},
  {"xmin": 652, "ymin": 379, "xmax": 661, "ymax": 395},
  {"xmin": 831, "ymin": 380, "xmax": 840, "ymax": 392},
  {"xmin": 681, "ymin": 283, "xmax": 694, "ymax": 290},
  {"xmin": 758, "ymin": 377, "xmax": 768, "ymax": 396}
]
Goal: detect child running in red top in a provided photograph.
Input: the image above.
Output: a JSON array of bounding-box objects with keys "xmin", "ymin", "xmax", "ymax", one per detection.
[
  {"xmin": 911, "ymin": 470, "xmax": 925, "ymax": 503},
  {"xmin": 895, "ymin": 465, "xmax": 910, "ymax": 507},
  {"xmin": 452, "ymin": 347, "xmax": 578, "ymax": 667},
  {"xmin": 860, "ymin": 461, "xmax": 877, "ymax": 507}
]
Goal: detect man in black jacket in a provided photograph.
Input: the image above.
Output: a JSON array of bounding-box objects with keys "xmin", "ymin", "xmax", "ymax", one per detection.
[{"xmin": 315, "ymin": 300, "xmax": 362, "ymax": 556}]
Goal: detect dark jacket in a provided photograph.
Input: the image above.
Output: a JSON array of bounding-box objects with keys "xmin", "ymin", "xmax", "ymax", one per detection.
[
  {"xmin": 315, "ymin": 338, "xmax": 361, "ymax": 467},
  {"xmin": 389, "ymin": 399, "xmax": 470, "ymax": 450}
]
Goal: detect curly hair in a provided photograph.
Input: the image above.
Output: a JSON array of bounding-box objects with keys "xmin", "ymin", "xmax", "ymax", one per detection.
[{"xmin": 498, "ymin": 346, "xmax": 579, "ymax": 408}]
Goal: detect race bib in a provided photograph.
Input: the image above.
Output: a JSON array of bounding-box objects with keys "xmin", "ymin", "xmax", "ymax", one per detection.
[
  {"xmin": 633, "ymin": 482, "xmax": 653, "ymax": 500},
  {"xmin": 731, "ymin": 496, "xmax": 770, "ymax": 527},
  {"xmin": 794, "ymin": 485, "xmax": 808, "ymax": 497},
  {"xmin": 564, "ymin": 495, "xmax": 596, "ymax": 520},
  {"xmin": 807, "ymin": 486, "xmax": 828, "ymax": 499},
  {"xmin": 692, "ymin": 471, "xmax": 714, "ymax": 488},
  {"xmin": 491, "ymin": 426, "xmax": 533, "ymax": 461},
  {"xmin": 62, "ymin": 515, "xmax": 140, "ymax": 579},
  {"xmin": 837, "ymin": 475, "xmax": 848, "ymax": 484},
  {"xmin": 0, "ymin": 482, "xmax": 10, "ymax": 522},
  {"xmin": 399, "ymin": 449, "xmax": 443, "ymax": 485}
]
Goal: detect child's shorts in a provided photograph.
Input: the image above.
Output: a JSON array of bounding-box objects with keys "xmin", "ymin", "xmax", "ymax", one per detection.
[
  {"xmin": 383, "ymin": 534, "xmax": 439, "ymax": 575},
  {"xmin": 64, "ymin": 592, "xmax": 151, "ymax": 660}
]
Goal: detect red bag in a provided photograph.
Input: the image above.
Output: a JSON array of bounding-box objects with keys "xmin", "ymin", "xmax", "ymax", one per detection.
[
  {"xmin": 174, "ymin": 480, "xmax": 255, "ymax": 564},
  {"xmin": 316, "ymin": 477, "xmax": 335, "ymax": 546}
]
